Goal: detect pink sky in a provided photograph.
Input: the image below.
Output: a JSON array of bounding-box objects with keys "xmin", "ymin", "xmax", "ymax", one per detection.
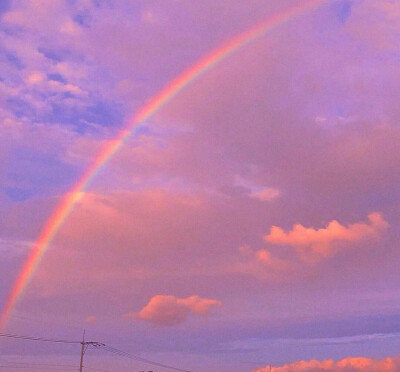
[{"xmin": 1, "ymin": 0, "xmax": 400, "ymax": 371}]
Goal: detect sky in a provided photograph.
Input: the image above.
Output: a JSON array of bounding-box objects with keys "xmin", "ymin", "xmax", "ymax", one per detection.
[{"xmin": 1, "ymin": 0, "xmax": 400, "ymax": 371}]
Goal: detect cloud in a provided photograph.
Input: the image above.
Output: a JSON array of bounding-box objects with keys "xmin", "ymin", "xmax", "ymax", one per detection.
[
  {"xmin": 237, "ymin": 213, "xmax": 390, "ymax": 281},
  {"xmin": 26, "ymin": 71, "xmax": 45, "ymax": 85},
  {"xmin": 254, "ymin": 249, "xmax": 290, "ymax": 272},
  {"xmin": 254, "ymin": 355, "xmax": 400, "ymax": 371},
  {"xmin": 264, "ymin": 212, "xmax": 388, "ymax": 262},
  {"xmin": 0, "ymin": 112, "xmax": 102, "ymax": 200},
  {"xmin": 130, "ymin": 295, "xmax": 221, "ymax": 326},
  {"xmin": 250, "ymin": 187, "xmax": 281, "ymax": 202},
  {"xmin": 345, "ymin": 0, "xmax": 400, "ymax": 51},
  {"xmin": 2, "ymin": 1, "xmax": 400, "ymax": 369},
  {"xmin": 233, "ymin": 177, "xmax": 280, "ymax": 202},
  {"xmin": 178, "ymin": 295, "xmax": 222, "ymax": 315},
  {"xmin": 86, "ymin": 315, "xmax": 96, "ymax": 324}
]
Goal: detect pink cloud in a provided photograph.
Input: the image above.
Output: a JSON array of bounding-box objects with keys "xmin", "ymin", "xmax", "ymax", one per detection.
[
  {"xmin": 250, "ymin": 187, "xmax": 281, "ymax": 202},
  {"xmin": 254, "ymin": 249, "xmax": 290, "ymax": 272},
  {"xmin": 264, "ymin": 212, "xmax": 388, "ymax": 262},
  {"xmin": 254, "ymin": 355, "xmax": 400, "ymax": 371},
  {"xmin": 26, "ymin": 189, "xmax": 207, "ymax": 293},
  {"xmin": 86, "ymin": 315, "xmax": 96, "ymax": 324},
  {"xmin": 130, "ymin": 295, "xmax": 221, "ymax": 326},
  {"xmin": 178, "ymin": 295, "xmax": 222, "ymax": 315},
  {"xmin": 345, "ymin": 0, "xmax": 400, "ymax": 51},
  {"xmin": 236, "ymin": 213, "xmax": 390, "ymax": 281}
]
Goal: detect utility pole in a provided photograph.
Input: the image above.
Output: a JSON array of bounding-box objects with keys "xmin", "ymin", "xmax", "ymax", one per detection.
[
  {"xmin": 79, "ymin": 330, "xmax": 85, "ymax": 372},
  {"xmin": 79, "ymin": 330, "xmax": 104, "ymax": 372}
]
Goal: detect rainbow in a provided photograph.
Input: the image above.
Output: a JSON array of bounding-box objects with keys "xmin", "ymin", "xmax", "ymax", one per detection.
[{"xmin": 0, "ymin": 0, "xmax": 330, "ymax": 329}]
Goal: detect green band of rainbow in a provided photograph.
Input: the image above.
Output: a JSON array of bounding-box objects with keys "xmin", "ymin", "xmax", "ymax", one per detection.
[{"xmin": 0, "ymin": 0, "xmax": 330, "ymax": 329}]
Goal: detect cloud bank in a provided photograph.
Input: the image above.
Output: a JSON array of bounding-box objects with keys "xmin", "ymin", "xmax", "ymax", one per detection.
[{"xmin": 254, "ymin": 355, "xmax": 400, "ymax": 371}]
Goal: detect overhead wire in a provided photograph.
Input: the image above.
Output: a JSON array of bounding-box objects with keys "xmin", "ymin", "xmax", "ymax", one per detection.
[
  {"xmin": 0, "ymin": 361, "xmax": 78, "ymax": 368},
  {"xmin": 0, "ymin": 331, "xmax": 80, "ymax": 344},
  {"xmin": 84, "ymin": 366, "xmax": 113, "ymax": 372},
  {"xmin": 0, "ymin": 331, "xmax": 193, "ymax": 371},
  {"xmin": 0, "ymin": 366, "xmax": 76, "ymax": 370},
  {"xmin": 99, "ymin": 344, "xmax": 193, "ymax": 372}
]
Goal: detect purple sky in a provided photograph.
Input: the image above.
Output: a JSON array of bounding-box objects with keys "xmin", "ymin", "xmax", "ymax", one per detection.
[{"xmin": 1, "ymin": 0, "xmax": 400, "ymax": 371}]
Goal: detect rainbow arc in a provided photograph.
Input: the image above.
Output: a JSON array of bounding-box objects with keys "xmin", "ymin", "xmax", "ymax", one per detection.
[{"xmin": 0, "ymin": 0, "xmax": 330, "ymax": 329}]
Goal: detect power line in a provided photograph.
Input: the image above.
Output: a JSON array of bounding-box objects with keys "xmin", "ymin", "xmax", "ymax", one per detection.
[
  {"xmin": 99, "ymin": 344, "xmax": 193, "ymax": 372},
  {"xmin": 84, "ymin": 366, "xmax": 113, "ymax": 372},
  {"xmin": 0, "ymin": 367, "xmax": 76, "ymax": 370},
  {"xmin": 0, "ymin": 361, "xmax": 78, "ymax": 368},
  {"xmin": 0, "ymin": 331, "xmax": 80, "ymax": 344},
  {"xmin": 0, "ymin": 331, "xmax": 194, "ymax": 371},
  {"xmin": 0, "ymin": 359, "xmax": 110, "ymax": 372}
]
